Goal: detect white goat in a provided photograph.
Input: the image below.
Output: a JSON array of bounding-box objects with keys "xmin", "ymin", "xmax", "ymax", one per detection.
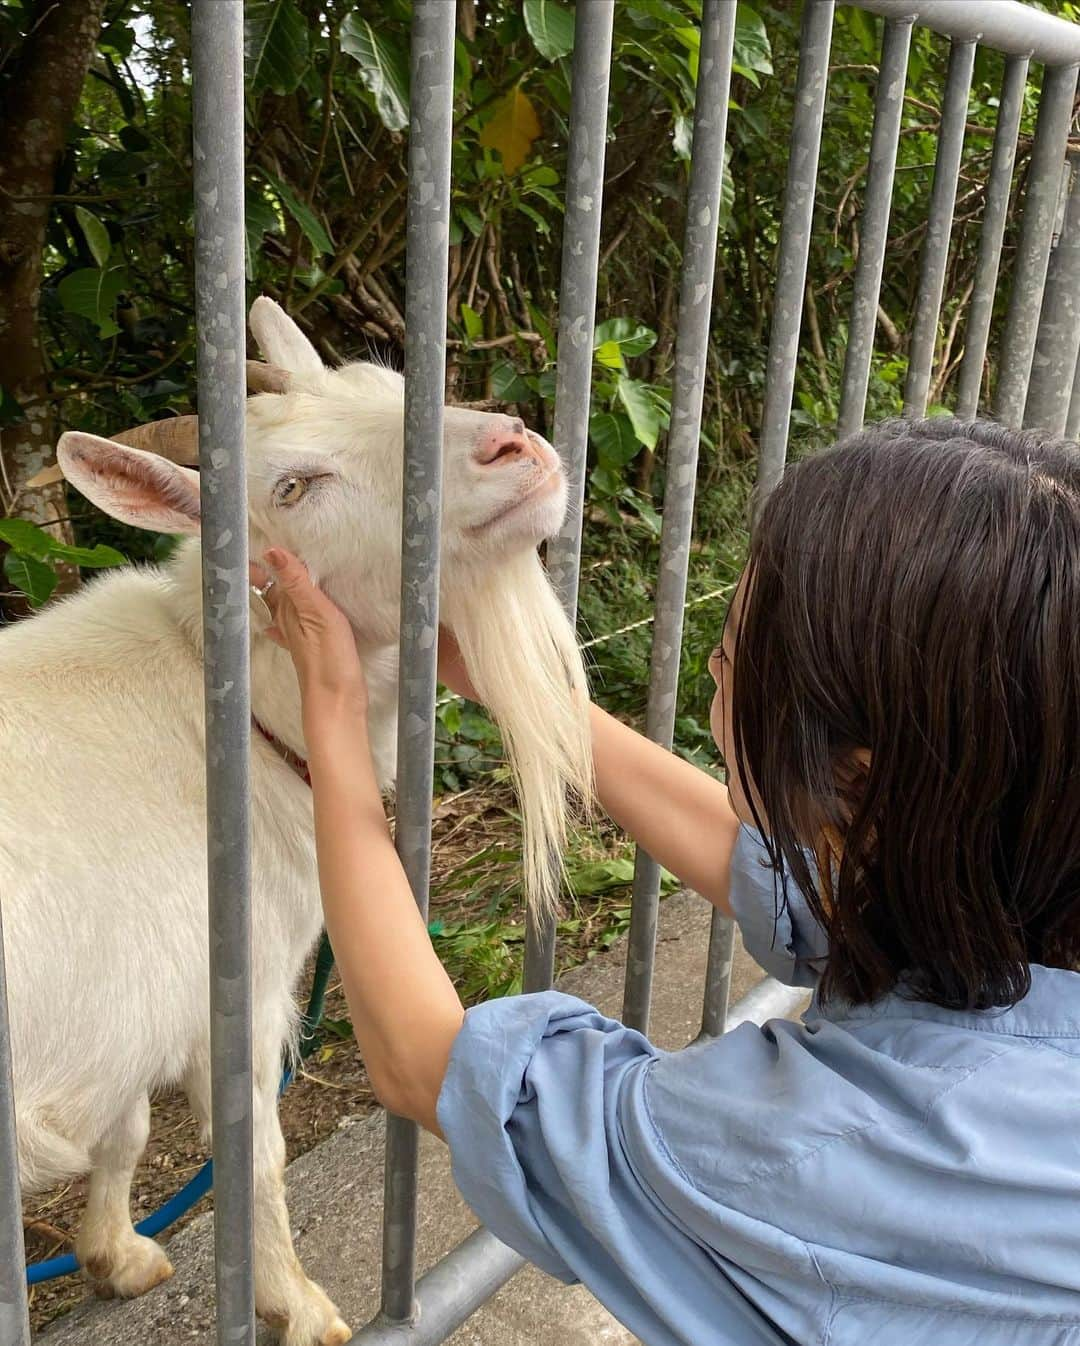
[{"xmin": 0, "ymin": 298, "xmax": 591, "ymax": 1345}]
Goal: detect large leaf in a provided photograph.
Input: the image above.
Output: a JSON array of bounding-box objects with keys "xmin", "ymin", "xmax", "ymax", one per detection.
[
  {"xmin": 0, "ymin": 517, "xmax": 52, "ymax": 560},
  {"xmin": 341, "ymin": 15, "xmax": 410, "ymax": 133},
  {"xmin": 479, "ymin": 89, "xmax": 542, "ymax": 175},
  {"xmin": 589, "ymin": 412, "xmax": 641, "ymax": 469},
  {"xmin": 56, "ymin": 266, "xmax": 126, "ymax": 337},
  {"xmin": 523, "ymin": 0, "xmax": 575, "ymax": 61},
  {"xmin": 616, "ymin": 377, "xmax": 662, "ymax": 451},
  {"xmin": 48, "ymin": 540, "xmax": 127, "ymax": 568},
  {"xmin": 245, "ymin": 0, "xmax": 309, "ymax": 95},
  {"xmin": 594, "ymin": 319, "xmax": 657, "ymax": 359},
  {"xmin": 733, "ymin": 3, "xmax": 773, "ymax": 86},
  {"xmin": 0, "ymin": 518, "xmax": 126, "ymax": 569},
  {"xmin": 490, "ymin": 361, "xmax": 531, "ymax": 402},
  {"xmin": 75, "ymin": 207, "xmax": 110, "ymax": 268},
  {"xmin": 245, "ymin": 185, "xmax": 282, "ymax": 280},
  {"xmin": 3, "ymin": 552, "xmax": 57, "ymax": 608},
  {"xmin": 460, "ymin": 304, "xmax": 484, "ymax": 343},
  {"xmin": 261, "ymin": 171, "xmax": 332, "ymax": 256}
]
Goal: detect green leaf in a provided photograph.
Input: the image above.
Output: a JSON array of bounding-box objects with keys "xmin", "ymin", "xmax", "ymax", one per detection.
[
  {"xmin": 515, "ymin": 201, "xmax": 550, "ymax": 235},
  {"xmin": 245, "ymin": 186, "xmax": 282, "ymax": 280},
  {"xmin": 99, "ymin": 21, "xmax": 135, "ymax": 58},
  {"xmin": 490, "ymin": 361, "xmax": 531, "ymax": 402},
  {"xmin": 0, "ymin": 518, "xmax": 126, "ymax": 569},
  {"xmin": 521, "ymin": 165, "xmax": 560, "ymax": 188},
  {"xmin": 594, "ymin": 340, "xmax": 626, "ymax": 373},
  {"xmin": 590, "ymin": 412, "xmax": 642, "ymax": 468},
  {"xmin": 439, "ymin": 698, "xmax": 463, "ymax": 735},
  {"xmin": 526, "ymin": 302, "xmax": 557, "ymax": 358},
  {"xmin": 733, "ymin": 3, "xmax": 772, "ymax": 86},
  {"xmin": 523, "ymin": 0, "xmax": 575, "ymax": 61},
  {"xmin": 3, "ymin": 552, "xmax": 57, "ymax": 608},
  {"xmin": 260, "ymin": 171, "xmax": 332, "ymax": 256},
  {"xmin": 0, "ymin": 518, "xmax": 52, "ymax": 559},
  {"xmin": 617, "ymin": 377, "xmax": 662, "ymax": 450},
  {"xmin": 456, "ymin": 205, "xmax": 485, "ymax": 238},
  {"xmin": 74, "ymin": 207, "xmax": 110, "ymax": 268},
  {"xmin": 594, "ymin": 318, "xmax": 657, "ymax": 359},
  {"xmin": 341, "ymin": 15, "xmax": 410, "ymax": 132},
  {"xmin": 460, "ymin": 304, "xmax": 484, "ymax": 343},
  {"xmin": 47, "ymin": 541, "xmax": 126, "ymax": 568},
  {"xmin": 245, "ymin": 0, "xmax": 310, "ymax": 95},
  {"xmin": 565, "ymin": 857, "xmax": 634, "ymax": 897},
  {"xmin": 319, "ymin": 1017, "xmax": 355, "ymax": 1040},
  {"xmin": 626, "ymin": 0, "xmax": 690, "ymax": 26},
  {"xmin": 56, "ymin": 266, "xmax": 125, "ymax": 337},
  {"xmin": 673, "ymin": 113, "xmax": 693, "ymax": 162}
]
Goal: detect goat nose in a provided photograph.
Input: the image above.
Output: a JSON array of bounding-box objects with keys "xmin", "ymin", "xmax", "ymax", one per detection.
[{"xmin": 474, "ymin": 419, "xmax": 540, "ymax": 467}]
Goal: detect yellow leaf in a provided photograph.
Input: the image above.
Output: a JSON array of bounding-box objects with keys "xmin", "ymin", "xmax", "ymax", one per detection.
[{"xmin": 478, "ymin": 88, "xmax": 541, "ymax": 175}]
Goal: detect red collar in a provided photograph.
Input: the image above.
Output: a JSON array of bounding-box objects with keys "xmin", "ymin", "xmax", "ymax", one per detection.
[{"xmin": 253, "ymin": 718, "xmax": 311, "ymax": 787}]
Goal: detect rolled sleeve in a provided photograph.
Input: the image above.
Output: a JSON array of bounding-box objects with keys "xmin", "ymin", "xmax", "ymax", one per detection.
[
  {"xmin": 729, "ymin": 826, "xmax": 828, "ymax": 988},
  {"xmin": 437, "ymin": 990, "xmax": 657, "ymax": 1283},
  {"xmin": 437, "ymin": 990, "xmax": 793, "ymax": 1346}
]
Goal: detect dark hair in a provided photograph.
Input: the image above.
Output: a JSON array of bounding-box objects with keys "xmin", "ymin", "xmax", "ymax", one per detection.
[{"xmin": 733, "ymin": 417, "xmax": 1080, "ymax": 1011}]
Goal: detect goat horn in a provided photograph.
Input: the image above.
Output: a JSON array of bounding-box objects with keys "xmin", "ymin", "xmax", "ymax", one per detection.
[
  {"xmin": 110, "ymin": 415, "xmax": 200, "ymax": 466},
  {"xmin": 246, "ymin": 360, "xmax": 291, "ymax": 394},
  {"xmin": 100, "ymin": 363, "xmax": 288, "ymax": 468}
]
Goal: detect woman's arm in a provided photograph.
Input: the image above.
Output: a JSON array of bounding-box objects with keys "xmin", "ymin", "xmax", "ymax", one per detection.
[
  {"xmin": 588, "ymin": 704, "xmax": 740, "ymax": 915},
  {"xmin": 258, "ymin": 550, "xmax": 462, "ymax": 1134},
  {"xmin": 305, "ymin": 709, "xmax": 463, "ymax": 1134},
  {"xmin": 440, "ymin": 633, "xmax": 741, "ymax": 914}
]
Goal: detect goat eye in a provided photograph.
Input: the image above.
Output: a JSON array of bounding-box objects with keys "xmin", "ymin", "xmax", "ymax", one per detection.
[{"xmin": 276, "ymin": 476, "xmax": 309, "ymax": 506}]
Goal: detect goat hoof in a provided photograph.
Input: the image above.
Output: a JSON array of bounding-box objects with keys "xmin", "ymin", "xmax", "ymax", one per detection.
[
  {"xmin": 268, "ymin": 1297, "xmax": 351, "ymax": 1346},
  {"xmin": 83, "ymin": 1234, "xmax": 174, "ymax": 1299}
]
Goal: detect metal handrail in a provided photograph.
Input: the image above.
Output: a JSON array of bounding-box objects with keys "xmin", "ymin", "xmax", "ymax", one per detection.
[{"xmin": 854, "ymin": 0, "xmax": 1080, "ymax": 65}]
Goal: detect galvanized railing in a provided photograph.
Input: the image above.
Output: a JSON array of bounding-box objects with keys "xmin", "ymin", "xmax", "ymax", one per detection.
[{"xmin": 3, "ymin": 0, "xmax": 1080, "ymax": 1343}]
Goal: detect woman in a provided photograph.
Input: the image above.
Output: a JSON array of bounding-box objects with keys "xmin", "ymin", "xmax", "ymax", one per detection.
[{"xmin": 252, "ymin": 417, "xmax": 1080, "ymax": 1346}]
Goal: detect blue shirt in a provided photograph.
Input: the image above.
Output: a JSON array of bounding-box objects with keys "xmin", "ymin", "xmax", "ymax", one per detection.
[{"xmin": 437, "ymin": 827, "xmax": 1080, "ymax": 1345}]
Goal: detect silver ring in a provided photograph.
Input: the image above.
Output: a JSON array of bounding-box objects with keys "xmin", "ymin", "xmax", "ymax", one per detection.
[{"xmin": 250, "ymin": 578, "xmax": 275, "ymax": 626}]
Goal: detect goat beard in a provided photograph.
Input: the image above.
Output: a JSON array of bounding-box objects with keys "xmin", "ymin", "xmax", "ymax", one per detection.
[{"xmin": 441, "ymin": 548, "xmax": 595, "ymax": 918}]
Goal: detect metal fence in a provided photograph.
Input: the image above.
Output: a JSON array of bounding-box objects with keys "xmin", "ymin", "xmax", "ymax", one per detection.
[{"xmin": 3, "ymin": 0, "xmax": 1080, "ymax": 1342}]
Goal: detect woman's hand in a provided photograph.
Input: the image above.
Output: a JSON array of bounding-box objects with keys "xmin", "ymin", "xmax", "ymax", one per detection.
[
  {"xmin": 437, "ymin": 627, "xmax": 481, "ymax": 702},
  {"xmin": 251, "ymin": 548, "xmax": 368, "ymax": 726}
]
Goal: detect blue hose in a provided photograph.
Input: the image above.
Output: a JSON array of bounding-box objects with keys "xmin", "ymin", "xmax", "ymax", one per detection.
[{"xmin": 26, "ymin": 1162, "xmax": 216, "ymax": 1286}]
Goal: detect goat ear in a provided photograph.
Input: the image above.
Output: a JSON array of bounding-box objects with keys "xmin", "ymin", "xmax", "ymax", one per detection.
[
  {"xmin": 57, "ymin": 432, "xmax": 202, "ymax": 536},
  {"xmin": 249, "ymin": 297, "xmax": 323, "ymax": 380}
]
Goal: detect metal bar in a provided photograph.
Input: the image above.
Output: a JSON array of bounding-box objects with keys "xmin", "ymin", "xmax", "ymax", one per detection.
[
  {"xmin": 903, "ymin": 39, "xmax": 975, "ymax": 418},
  {"xmin": 0, "ymin": 907, "xmax": 29, "ymax": 1346},
  {"xmin": 698, "ymin": 909, "xmax": 736, "ymax": 1040},
  {"xmin": 955, "ymin": 55, "xmax": 1030, "ymax": 420},
  {"xmin": 524, "ymin": 0, "xmax": 614, "ymax": 996},
  {"xmin": 996, "ymin": 62, "xmax": 1079, "ymax": 429},
  {"xmin": 356, "ymin": 1230, "xmax": 524, "ymax": 1346},
  {"xmin": 1025, "ymin": 159, "xmax": 1080, "ymax": 435},
  {"xmin": 836, "ymin": 17, "xmax": 912, "ymax": 439},
  {"xmin": 622, "ymin": 0, "xmax": 736, "ymax": 1035},
  {"xmin": 850, "ymin": 0, "xmax": 1080, "ymax": 66},
  {"xmin": 190, "ymin": 4, "xmax": 254, "ymax": 1341},
  {"xmin": 757, "ymin": 0, "xmax": 835, "ymax": 498},
  {"xmin": 1068, "ymin": 344, "xmax": 1080, "ymax": 439},
  {"xmin": 378, "ymin": 2, "xmax": 457, "ymax": 1328}
]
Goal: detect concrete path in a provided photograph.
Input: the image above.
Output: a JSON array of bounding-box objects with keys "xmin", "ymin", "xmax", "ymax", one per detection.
[{"xmin": 41, "ymin": 894, "xmax": 805, "ymax": 1345}]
